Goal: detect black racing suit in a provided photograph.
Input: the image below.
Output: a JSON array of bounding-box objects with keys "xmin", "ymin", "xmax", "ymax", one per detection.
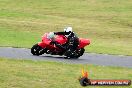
[{"xmin": 53, "ymin": 31, "xmax": 79, "ymax": 55}]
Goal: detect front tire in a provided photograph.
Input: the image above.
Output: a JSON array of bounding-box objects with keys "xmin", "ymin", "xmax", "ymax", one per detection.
[{"xmin": 31, "ymin": 44, "xmax": 44, "ymax": 56}]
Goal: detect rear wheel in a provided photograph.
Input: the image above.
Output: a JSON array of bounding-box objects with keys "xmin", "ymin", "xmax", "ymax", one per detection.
[
  {"xmin": 31, "ymin": 44, "xmax": 45, "ymax": 56},
  {"xmin": 64, "ymin": 48, "xmax": 85, "ymax": 59},
  {"xmin": 75, "ymin": 48, "xmax": 85, "ymax": 58},
  {"xmin": 64, "ymin": 49, "xmax": 76, "ymax": 59},
  {"xmin": 64, "ymin": 56, "xmax": 71, "ymax": 59}
]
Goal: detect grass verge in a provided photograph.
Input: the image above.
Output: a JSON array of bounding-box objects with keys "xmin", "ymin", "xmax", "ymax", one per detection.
[
  {"xmin": 0, "ymin": 57, "xmax": 132, "ymax": 88},
  {"xmin": 0, "ymin": 0, "xmax": 132, "ymax": 55}
]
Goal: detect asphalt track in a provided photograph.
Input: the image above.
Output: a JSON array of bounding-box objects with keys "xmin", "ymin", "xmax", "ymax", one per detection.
[{"xmin": 0, "ymin": 47, "xmax": 132, "ymax": 68}]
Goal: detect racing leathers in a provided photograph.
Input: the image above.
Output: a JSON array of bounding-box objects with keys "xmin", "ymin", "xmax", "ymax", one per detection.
[{"xmin": 52, "ymin": 31, "xmax": 79, "ymax": 56}]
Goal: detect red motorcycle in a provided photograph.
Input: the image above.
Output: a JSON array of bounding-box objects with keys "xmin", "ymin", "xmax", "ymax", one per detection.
[{"xmin": 31, "ymin": 32, "xmax": 90, "ymax": 59}]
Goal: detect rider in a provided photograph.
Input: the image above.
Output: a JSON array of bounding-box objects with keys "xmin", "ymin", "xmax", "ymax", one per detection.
[{"xmin": 50, "ymin": 27, "xmax": 79, "ymax": 56}]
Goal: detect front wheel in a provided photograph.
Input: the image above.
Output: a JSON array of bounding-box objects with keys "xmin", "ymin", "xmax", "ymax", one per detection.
[{"xmin": 31, "ymin": 44, "xmax": 44, "ymax": 56}]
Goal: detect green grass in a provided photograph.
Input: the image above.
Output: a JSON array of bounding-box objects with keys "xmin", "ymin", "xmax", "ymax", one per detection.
[
  {"xmin": 0, "ymin": 0, "xmax": 132, "ymax": 55},
  {"xmin": 0, "ymin": 57, "xmax": 132, "ymax": 88}
]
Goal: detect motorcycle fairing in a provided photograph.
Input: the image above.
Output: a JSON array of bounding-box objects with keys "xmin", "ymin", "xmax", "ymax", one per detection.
[{"xmin": 78, "ymin": 38, "xmax": 90, "ymax": 48}]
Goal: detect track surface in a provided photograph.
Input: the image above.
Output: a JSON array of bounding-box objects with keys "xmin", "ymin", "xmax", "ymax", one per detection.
[{"xmin": 0, "ymin": 47, "xmax": 132, "ymax": 68}]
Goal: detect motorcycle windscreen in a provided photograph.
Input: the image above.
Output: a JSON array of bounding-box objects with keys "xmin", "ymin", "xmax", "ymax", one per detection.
[
  {"xmin": 38, "ymin": 33, "xmax": 51, "ymax": 48},
  {"xmin": 42, "ymin": 34, "xmax": 51, "ymax": 45}
]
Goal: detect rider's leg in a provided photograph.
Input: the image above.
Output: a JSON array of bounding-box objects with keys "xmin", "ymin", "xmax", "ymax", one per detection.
[
  {"xmin": 68, "ymin": 37, "xmax": 79, "ymax": 51},
  {"xmin": 65, "ymin": 37, "xmax": 79, "ymax": 56}
]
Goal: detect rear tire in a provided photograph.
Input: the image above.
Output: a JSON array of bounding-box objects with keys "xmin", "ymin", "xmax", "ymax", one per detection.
[
  {"xmin": 64, "ymin": 50, "xmax": 74, "ymax": 59},
  {"xmin": 64, "ymin": 48, "xmax": 85, "ymax": 59},
  {"xmin": 64, "ymin": 56, "xmax": 71, "ymax": 59},
  {"xmin": 31, "ymin": 44, "xmax": 44, "ymax": 56},
  {"xmin": 75, "ymin": 48, "xmax": 85, "ymax": 58}
]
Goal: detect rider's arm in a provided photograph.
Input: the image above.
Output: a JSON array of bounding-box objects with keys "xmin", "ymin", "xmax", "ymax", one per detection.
[
  {"xmin": 54, "ymin": 32, "xmax": 70, "ymax": 35},
  {"xmin": 54, "ymin": 32, "xmax": 65, "ymax": 35}
]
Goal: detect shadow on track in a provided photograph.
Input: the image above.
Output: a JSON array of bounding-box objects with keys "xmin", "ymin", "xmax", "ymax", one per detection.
[{"xmin": 38, "ymin": 55, "xmax": 84, "ymax": 61}]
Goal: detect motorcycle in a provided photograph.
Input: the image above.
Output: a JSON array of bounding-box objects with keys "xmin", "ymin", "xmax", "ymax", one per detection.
[{"xmin": 31, "ymin": 32, "xmax": 90, "ymax": 59}]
